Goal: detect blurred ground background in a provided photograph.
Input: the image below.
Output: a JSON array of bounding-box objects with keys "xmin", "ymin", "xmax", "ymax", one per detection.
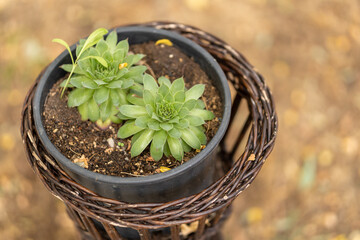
[{"xmin": 0, "ymin": 0, "xmax": 360, "ymax": 239}]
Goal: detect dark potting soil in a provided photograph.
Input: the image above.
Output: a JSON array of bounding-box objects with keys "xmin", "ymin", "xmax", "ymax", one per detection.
[{"xmin": 43, "ymin": 42, "xmax": 223, "ymax": 177}]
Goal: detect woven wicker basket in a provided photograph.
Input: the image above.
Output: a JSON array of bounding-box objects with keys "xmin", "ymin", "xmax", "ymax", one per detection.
[{"xmin": 21, "ymin": 22, "xmax": 278, "ymax": 240}]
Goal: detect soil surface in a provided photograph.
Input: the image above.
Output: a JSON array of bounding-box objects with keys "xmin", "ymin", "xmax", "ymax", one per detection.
[{"xmin": 43, "ymin": 42, "xmax": 223, "ymax": 177}]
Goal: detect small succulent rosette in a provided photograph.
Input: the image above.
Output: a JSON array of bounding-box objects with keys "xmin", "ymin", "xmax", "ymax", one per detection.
[
  {"xmin": 54, "ymin": 29, "xmax": 146, "ymax": 127},
  {"xmin": 117, "ymin": 74, "xmax": 214, "ymax": 161}
]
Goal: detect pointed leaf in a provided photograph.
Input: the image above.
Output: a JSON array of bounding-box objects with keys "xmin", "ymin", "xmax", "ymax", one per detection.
[
  {"xmin": 160, "ymin": 123, "xmax": 173, "ymax": 131},
  {"xmin": 78, "ymin": 28, "xmax": 108, "ymax": 58},
  {"xmin": 180, "ymin": 128, "xmax": 201, "ymax": 150},
  {"xmin": 70, "ymin": 76, "xmax": 85, "ymax": 88},
  {"xmin": 127, "ymin": 93, "xmax": 145, "ymax": 106},
  {"xmin": 68, "ymin": 88, "xmax": 94, "ymax": 107},
  {"xmin": 148, "ymin": 119, "xmax": 160, "ymax": 130},
  {"xmin": 94, "ymin": 87, "xmax": 110, "ymax": 104},
  {"xmin": 118, "ymin": 121, "xmax": 144, "ymax": 138},
  {"xmin": 189, "ymin": 126, "xmax": 207, "ymax": 145},
  {"xmin": 167, "ymin": 136, "xmax": 183, "ymax": 161},
  {"xmin": 170, "ymin": 78, "xmax": 185, "ymax": 93},
  {"xmin": 96, "ymin": 39, "xmax": 108, "ymax": 53},
  {"xmin": 185, "ymin": 84, "xmax": 205, "ymax": 101},
  {"xmin": 106, "ymin": 31, "xmax": 117, "ymax": 49},
  {"xmin": 158, "ymin": 77, "xmax": 171, "ymax": 87},
  {"xmin": 81, "ymin": 78, "xmax": 98, "ymax": 89},
  {"xmin": 181, "ymin": 139, "xmax": 192, "ymax": 153},
  {"xmin": 100, "ymin": 99, "xmax": 112, "ymax": 121},
  {"xmin": 119, "ymin": 105, "xmax": 147, "ymax": 118},
  {"xmin": 150, "ymin": 130, "xmax": 167, "ymax": 161},
  {"xmin": 107, "ymin": 80, "xmax": 123, "ymax": 89},
  {"xmin": 190, "ymin": 109, "xmax": 215, "ymax": 121},
  {"xmin": 121, "ymin": 79, "xmax": 134, "ymax": 89},
  {"xmin": 80, "ymin": 55, "xmax": 108, "ymax": 68},
  {"xmin": 116, "ymin": 39, "xmax": 129, "ymax": 54},
  {"xmin": 143, "ymin": 74, "xmax": 158, "ymax": 92},
  {"xmin": 131, "ymin": 129, "xmax": 154, "ymax": 157},
  {"xmin": 52, "ymin": 38, "xmax": 74, "ymax": 64},
  {"xmin": 88, "ymin": 97, "xmax": 100, "ymax": 122},
  {"xmin": 135, "ymin": 116, "xmax": 150, "ymax": 128},
  {"xmin": 143, "ymin": 90, "xmax": 155, "ymax": 106},
  {"xmin": 186, "ymin": 115, "xmax": 205, "ymax": 126},
  {"xmin": 169, "ymin": 128, "xmax": 181, "ymax": 138},
  {"xmin": 78, "ymin": 102, "xmax": 88, "ymax": 121}
]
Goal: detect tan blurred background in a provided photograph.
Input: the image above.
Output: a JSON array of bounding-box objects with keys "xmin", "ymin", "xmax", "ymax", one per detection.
[{"xmin": 1, "ymin": 0, "xmax": 360, "ymax": 239}]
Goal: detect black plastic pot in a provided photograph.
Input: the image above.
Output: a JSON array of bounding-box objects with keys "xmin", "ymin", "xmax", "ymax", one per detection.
[{"xmin": 33, "ymin": 26, "xmax": 231, "ymax": 204}]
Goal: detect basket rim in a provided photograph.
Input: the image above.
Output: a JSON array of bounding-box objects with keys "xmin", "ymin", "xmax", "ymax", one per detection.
[{"xmin": 32, "ymin": 26, "xmax": 232, "ymax": 185}]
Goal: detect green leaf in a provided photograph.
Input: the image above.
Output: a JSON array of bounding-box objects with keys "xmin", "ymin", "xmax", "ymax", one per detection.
[
  {"xmin": 94, "ymin": 80, "xmax": 107, "ymax": 85},
  {"xmin": 124, "ymin": 54, "xmax": 145, "ymax": 67},
  {"xmin": 143, "ymin": 74, "xmax": 158, "ymax": 92},
  {"xmin": 116, "ymin": 39, "xmax": 129, "ymax": 54},
  {"xmin": 123, "ymin": 66, "xmax": 147, "ymax": 79},
  {"xmin": 174, "ymin": 91, "xmax": 185, "ymax": 102},
  {"xmin": 127, "ymin": 93, "xmax": 145, "ymax": 106},
  {"xmin": 106, "ymin": 31, "xmax": 117, "ymax": 49},
  {"xmin": 78, "ymin": 28, "xmax": 108, "ymax": 58},
  {"xmin": 170, "ymin": 78, "xmax": 185, "ymax": 93},
  {"xmin": 185, "ymin": 84, "xmax": 205, "ymax": 101},
  {"xmin": 96, "ymin": 39, "xmax": 108, "ymax": 53},
  {"xmin": 167, "ymin": 136, "xmax": 183, "ymax": 161},
  {"xmin": 181, "ymin": 139, "xmax": 192, "ymax": 153},
  {"xmin": 168, "ymin": 117, "xmax": 179, "ymax": 124},
  {"xmin": 100, "ymin": 99, "xmax": 112, "ymax": 121},
  {"xmin": 160, "ymin": 123, "xmax": 173, "ymax": 131},
  {"xmin": 121, "ymin": 79, "xmax": 134, "ymax": 89},
  {"xmin": 146, "ymin": 104, "xmax": 154, "ymax": 116},
  {"xmin": 70, "ymin": 76, "xmax": 85, "ymax": 88},
  {"xmin": 78, "ymin": 102, "xmax": 89, "ymax": 121},
  {"xmin": 119, "ymin": 105, "xmax": 147, "ymax": 118},
  {"xmin": 52, "ymin": 38, "xmax": 74, "ymax": 64},
  {"xmin": 178, "ymin": 107, "xmax": 189, "ymax": 117},
  {"xmin": 60, "ymin": 80, "xmax": 73, "ymax": 88},
  {"xmin": 118, "ymin": 120, "xmax": 144, "ymax": 138},
  {"xmin": 110, "ymin": 115, "xmax": 122, "ymax": 124},
  {"xmin": 94, "ymin": 87, "xmax": 110, "ymax": 104},
  {"xmin": 135, "ymin": 116, "xmax": 150, "ymax": 128},
  {"xmin": 68, "ymin": 88, "xmax": 94, "ymax": 107},
  {"xmin": 169, "ymin": 128, "xmax": 181, "ymax": 138},
  {"xmin": 88, "ymin": 97, "xmax": 100, "ymax": 122},
  {"xmin": 107, "ymin": 80, "xmax": 123, "ymax": 89},
  {"xmin": 190, "ymin": 109, "xmax": 215, "ymax": 121},
  {"xmin": 186, "ymin": 115, "xmax": 205, "ymax": 126},
  {"xmin": 147, "ymin": 119, "xmax": 160, "ymax": 130},
  {"xmin": 131, "ymin": 129, "xmax": 154, "ymax": 157},
  {"xmin": 81, "ymin": 78, "xmax": 99, "ymax": 89},
  {"xmin": 110, "ymin": 89, "xmax": 120, "ymax": 106},
  {"xmin": 183, "ymin": 99, "xmax": 197, "ymax": 111},
  {"xmin": 80, "ymin": 55, "xmax": 108, "ymax": 68},
  {"xmin": 158, "ymin": 77, "xmax": 171, "ymax": 87},
  {"xmin": 189, "ymin": 126, "xmax": 207, "ymax": 145},
  {"xmin": 150, "ymin": 130, "xmax": 167, "ymax": 161},
  {"xmin": 143, "ymin": 90, "xmax": 155, "ymax": 106},
  {"xmin": 159, "ymin": 84, "xmax": 170, "ymax": 97},
  {"xmin": 196, "ymin": 100, "xmax": 206, "ymax": 109},
  {"xmin": 176, "ymin": 119, "xmax": 189, "ymax": 129},
  {"xmin": 180, "ymin": 128, "xmax": 201, "ymax": 150},
  {"xmin": 163, "ymin": 142, "xmax": 171, "ymax": 157}
]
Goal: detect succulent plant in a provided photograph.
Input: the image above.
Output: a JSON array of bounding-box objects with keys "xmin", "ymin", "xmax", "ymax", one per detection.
[
  {"xmin": 53, "ymin": 28, "xmax": 146, "ymax": 127},
  {"xmin": 117, "ymin": 74, "xmax": 215, "ymax": 161}
]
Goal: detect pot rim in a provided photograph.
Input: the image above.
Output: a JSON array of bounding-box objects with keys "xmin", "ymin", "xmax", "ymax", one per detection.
[{"xmin": 33, "ymin": 26, "xmax": 231, "ymax": 186}]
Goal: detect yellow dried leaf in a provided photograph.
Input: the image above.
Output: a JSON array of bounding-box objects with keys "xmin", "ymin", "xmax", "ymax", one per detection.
[
  {"xmin": 119, "ymin": 62, "xmax": 128, "ymax": 69},
  {"xmin": 74, "ymin": 155, "xmax": 89, "ymax": 169},
  {"xmin": 180, "ymin": 221, "xmax": 198, "ymax": 238},
  {"xmin": 155, "ymin": 39, "xmax": 173, "ymax": 46},
  {"xmin": 159, "ymin": 166, "xmax": 171, "ymax": 172},
  {"xmin": 246, "ymin": 207, "xmax": 263, "ymax": 224}
]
